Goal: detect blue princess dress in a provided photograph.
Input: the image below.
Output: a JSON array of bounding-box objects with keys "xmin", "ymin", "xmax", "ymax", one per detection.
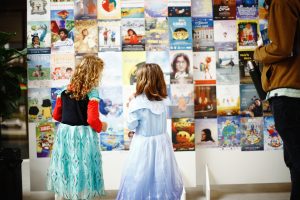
[
  {"xmin": 117, "ymin": 95, "xmax": 183, "ymax": 200},
  {"xmin": 47, "ymin": 88, "xmax": 105, "ymax": 200}
]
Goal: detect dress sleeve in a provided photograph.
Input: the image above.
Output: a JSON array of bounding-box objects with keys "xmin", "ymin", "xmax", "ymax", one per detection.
[
  {"xmin": 52, "ymin": 87, "xmax": 66, "ymax": 122},
  {"xmin": 127, "ymin": 110, "xmax": 139, "ymax": 131},
  {"xmin": 87, "ymin": 88, "xmax": 102, "ymax": 133}
]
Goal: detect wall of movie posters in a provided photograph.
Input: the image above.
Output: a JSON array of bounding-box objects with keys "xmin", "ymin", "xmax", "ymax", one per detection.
[{"xmin": 27, "ymin": 0, "xmax": 289, "ymax": 189}]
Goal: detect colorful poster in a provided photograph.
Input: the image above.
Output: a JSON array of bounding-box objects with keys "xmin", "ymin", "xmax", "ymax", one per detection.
[
  {"xmin": 27, "ymin": 54, "xmax": 51, "ymax": 83},
  {"xmin": 28, "ymin": 88, "xmax": 52, "ymax": 122},
  {"xmin": 191, "ymin": 0, "xmax": 213, "ymax": 18},
  {"xmin": 145, "ymin": 17, "xmax": 169, "ymax": 51},
  {"xmin": 146, "ymin": 51, "xmax": 170, "ymax": 84},
  {"xmin": 237, "ymin": 20, "xmax": 259, "ymax": 50},
  {"xmin": 144, "ymin": 0, "xmax": 168, "ymax": 17},
  {"xmin": 195, "ymin": 118, "xmax": 218, "ymax": 148},
  {"xmin": 121, "ymin": 18, "xmax": 145, "ymax": 51},
  {"xmin": 236, "ymin": 0, "xmax": 258, "ymax": 19},
  {"xmin": 217, "ymin": 85, "xmax": 240, "ymax": 116},
  {"xmin": 240, "ymin": 84, "xmax": 263, "ymax": 117},
  {"xmin": 98, "ymin": 20, "xmax": 121, "ymax": 52},
  {"xmin": 74, "ymin": 19, "xmax": 98, "ymax": 54},
  {"xmin": 218, "ymin": 116, "xmax": 241, "ymax": 149},
  {"xmin": 97, "ymin": 0, "xmax": 121, "ymax": 20},
  {"xmin": 172, "ymin": 118, "xmax": 195, "ymax": 151},
  {"xmin": 216, "ymin": 51, "xmax": 239, "ymax": 85},
  {"xmin": 74, "ymin": 0, "xmax": 97, "ymax": 19},
  {"xmin": 27, "ymin": 0, "xmax": 50, "ymax": 21},
  {"xmin": 27, "ymin": 21, "xmax": 51, "ymax": 54},
  {"xmin": 122, "ymin": 51, "xmax": 146, "ymax": 85},
  {"xmin": 98, "ymin": 52, "xmax": 122, "ymax": 86},
  {"xmin": 193, "ymin": 51, "xmax": 216, "ymax": 84},
  {"xmin": 239, "ymin": 51, "xmax": 254, "ymax": 84},
  {"xmin": 121, "ymin": 7, "xmax": 144, "ymax": 18},
  {"xmin": 192, "ymin": 18, "xmax": 214, "ymax": 52},
  {"xmin": 264, "ymin": 116, "xmax": 283, "ymax": 150},
  {"xmin": 170, "ymin": 51, "xmax": 193, "ymax": 84},
  {"xmin": 214, "ymin": 20, "xmax": 237, "ymax": 51},
  {"xmin": 213, "ymin": 0, "xmax": 236, "ymax": 20},
  {"xmin": 240, "ymin": 117, "xmax": 264, "ymax": 151},
  {"xmin": 36, "ymin": 122, "xmax": 56, "ymax": 157},
  {"xmin": 168, "ymin": 6, "xmax": 191, "ymax": 17},
  {"xmin": 50, "ymin": 54, "xmax": 74, "ymax": 87},
  {"xmin": 194, "ymin": 85, "xmax": 217, "ymax": 118},
  {"xmin": 99, "ymin": 86, "xmax": 124, "ymax": 151},
  {"xmin": 170, "ymin": 84, "xmax": 194, "ymax": 118},
  {"xmin": 169, "ymin": 17, "xmax": 193, "ymax": 50}
]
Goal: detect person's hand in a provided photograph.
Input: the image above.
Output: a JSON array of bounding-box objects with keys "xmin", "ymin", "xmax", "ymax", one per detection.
[
  {"xmin": 126, "ymin": 93, "xmax": 135, "ymax": 108},
  {"xmin": 101, "ymin": 122, "xmax": 108, "ymax": 132}
]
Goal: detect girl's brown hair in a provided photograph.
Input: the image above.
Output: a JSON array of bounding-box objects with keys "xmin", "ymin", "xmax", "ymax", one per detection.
[
  {"xmin": 68, "ymin": 55, "xmax": 104, "ymax": 100},
  {"xmin": 135, "ymin": 63, "xmax": 167, "ymax": 101}
]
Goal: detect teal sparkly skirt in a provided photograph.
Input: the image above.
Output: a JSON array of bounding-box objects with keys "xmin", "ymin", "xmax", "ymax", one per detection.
[{"xmin": 47, "ymin": 123, "xmax": 105, "ymax": 200}]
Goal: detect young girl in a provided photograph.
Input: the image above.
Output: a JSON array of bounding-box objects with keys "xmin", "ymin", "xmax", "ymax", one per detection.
[
  {"xmin": 47, "ymin": 55, "xmax": 106, "ymax": 200},
  {"xmin": 117, "ymin": 64, "xmax": 183, "ymax": 200}
]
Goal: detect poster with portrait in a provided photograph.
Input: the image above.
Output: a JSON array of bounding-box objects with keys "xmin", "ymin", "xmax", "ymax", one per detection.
[
  {"xmin": 195, "ymin": 118, "xmax": 218, "ymax": 148},
  {"xmin": 170, "ymin": 51, "xmax": 193, "ymax": 84},
  {"xmin": 240, "ymin": 84, "xmax": 263, "ymax": 117},
  {"xmin": 193, "ymin": 51, "xmax": 216, "ymax": 84},
  {"xmin": 27, "ymin": 21, "xmax": 51, "ymax": 54},
  {"xmin": 194, "ymin": 85, "xmax": 217, "ymax": 119},
  {"xmin": 121, "ymin": 18, "xmax": 145, "ymax": 51},
  {"xmin": 98, "ymin": 20, "xmax": 121, "ymax": 51},
  {"xmin": 216, "ymin": 51, "xmax": 239, "ymax": 85},
  {"xmin": 74, "ymin": 19, "xmax": 98, "ymax": 54},
  {"xmin": 237, "ymin": 20, "xmax": 259, "ymax": 50}
]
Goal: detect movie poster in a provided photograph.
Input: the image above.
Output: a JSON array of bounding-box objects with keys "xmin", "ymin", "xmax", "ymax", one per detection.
[
  {"xmin": 237, "ymin": 20, "xmax": 258, "ymax": 50},
  {"xmin": 98, "ymin": 20, "xmax": 121, "ymax": 51},
  {"xmin": 97, "ymin": 0, "xmax": 121, "ymax": 20},
  {"xmin": 169, "ymin": 17, "xmax": 193, "ymax": 50},
  {"xmin": 27, "ymin": 0, "xmax": 51, "ymax": 21},
  {"xmin": 240, "ymin": 117, "xmax": 264, "ymax": 151},
  {"xmin": 36, "ymin": 122, "xmax": 56, "ymax": 157},
  {"xmin": 170, "ymin": 51, "xmax": 193, "ymax": 84},
  {"xmin": 74, "ymin": 0, "xmax": 97, "ymax": 20},
  {"xmin": 214, "ymin": 20, "xmax": 237, "ymax": 51},
  {"xmin": 144, "ymin": 0, "xmax": 168, "ymax": 17},
  {"xmin": 195, "ymin": 118, "xmax": 218, "ymax": 148},
  {"xmin": 218, "ymin": 116, "xmax": 241, "ymax": 149},
  {"xmin": 28, "ymin": 88, "xmax": 52, "ymax": 122},
  {"xmin": 50, "ymin": 2, "xmax": 75, "ymax": 53},
  {"xmin": 239, "ymin": 50, "xmax": 254, "ymax": 84},
  {"xmin": 121, "ymin": 18, "xmax": 145, "ymax": 51},
  {"xmin": 74, "ymin": 19, "xmax": 98, "ymax": 53},
  {"xmin": 236, "ymin": 0, "xmax": 258, "ymax": 19},
  {"xmin": 145, "ymin": 17, "xmax": 169, "ymax": 51},
  {"xmin": 27, "ymin": 21, "xmax": 51, "ymax": 54},
  {"xmin": 240, "ymin": 84, "xmax": 263, "ymax": 117},
  {"xmin": 122, "ymin": 51, "xmax": 146, "ymax": 85},
  {"xmin": 99, "ymin": 86, "xmax": 124, "ymax": 151},
  {"xmin": 172, "ymin": 118, "xmax": 195, "ymax": 151},
  {"xmin": 264, "ymin": 116, "xmax": 283, "ymax": 150},
  {"xmin": 98, "ymin": 52, "xmax": 122, "ymax": 86},
  {"xmin": 50, "ymin": 53, "xmax": 75, "ymax": 87},
  {"xmin": 191, "ymin": 0, "xmax": 213, "ymax": 18},
  {"xmin": 170, "ymin": 84, "xmax": 194, "ymax": 118},
  {"xmin": 217, "ymin": 85, "xmax": 240, "ymax": 116},
  {"xmin": 192, "ymin": 18, "xmax": 214, "ymax": 52},
  {"xmin": 194, "ymin": 85, "xmax": 217, "ymax": 118},
  {"xmin": 216, "ymin": 51, "xmax": 239, "ymax": 85},
  {"xmin": 146, "ymin": 51, "xmax": 170, "ymax": 84},
  {"xmin": 27, "ymin": 54, "xmax": 51, "ymax": 87},
  {"xmin": 193, "ymin": 51, "xmax": 216, "ymax": 84},
  {"xmin": 213, "ymin": 0, "xmax": 236, "ymax": 20}
]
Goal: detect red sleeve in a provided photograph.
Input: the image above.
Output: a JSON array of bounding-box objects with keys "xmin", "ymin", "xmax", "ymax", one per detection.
[
  {"xmin": 52, "ymin": 97, "xmax": 62, "ymax": 122},
  {"xmin": 87, "ymin": 100, "xmax": 102, "ymax": 133}
]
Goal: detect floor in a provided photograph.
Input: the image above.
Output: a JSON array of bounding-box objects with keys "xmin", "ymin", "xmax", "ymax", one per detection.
[{"xmin": 21, "ymin": 160, "xmax": 291, "ymax": 200}]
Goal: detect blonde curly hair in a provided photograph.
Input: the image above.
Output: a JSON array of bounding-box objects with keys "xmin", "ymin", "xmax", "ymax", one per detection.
[{"xmin": 68, "ymin": 55, "xmax": 104, "ymax": 100}]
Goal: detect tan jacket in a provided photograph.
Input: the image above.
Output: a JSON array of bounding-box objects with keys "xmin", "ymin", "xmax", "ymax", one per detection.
[{"xmin": 254, "ymin": 0, "xmax": 300, "ymax": 92}]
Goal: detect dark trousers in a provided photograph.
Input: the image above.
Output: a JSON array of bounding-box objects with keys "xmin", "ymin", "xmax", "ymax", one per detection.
[{"xmin": 270, "ymin": 97, "xmax": 300, "ymax": 200}]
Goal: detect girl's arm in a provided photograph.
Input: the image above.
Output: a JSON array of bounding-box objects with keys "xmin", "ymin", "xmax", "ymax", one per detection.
[
  {"xmin": 53, "ymin": 92, "xmax": 63, "ymax": 122},
  {"xmin": 87, "ymin": 89, "xmax": 103, "ymax": 133}
]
